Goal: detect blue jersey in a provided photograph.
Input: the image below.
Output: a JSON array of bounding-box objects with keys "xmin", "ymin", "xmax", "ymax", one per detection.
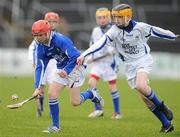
[{"xmin": 34, "ymin": 32, "xmax": 80, "ymax": 88}]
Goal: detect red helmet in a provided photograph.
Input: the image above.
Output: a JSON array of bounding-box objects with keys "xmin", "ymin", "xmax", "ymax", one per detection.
[
  {"xmin": 44, "ymin": 12, "xmax": 60, "ymax": 23},
  {"xmin": 32, "ymin": 20, "xmax": 51, "ymax": 35}
]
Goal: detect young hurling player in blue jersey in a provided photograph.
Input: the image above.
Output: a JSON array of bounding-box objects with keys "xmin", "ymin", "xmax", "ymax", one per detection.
[
  {"xmin": 77, "ymin": 4, "xmax": 178, "ymax": 133},
  {"xmin": 31, "ymin": 20, "xmax": 104, "ymax": 133},
  {"xmin": 28, "ymin": 12, "xmax": 60, "ymax": 117}
]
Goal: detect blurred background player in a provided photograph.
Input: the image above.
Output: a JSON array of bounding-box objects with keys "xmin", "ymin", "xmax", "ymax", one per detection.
[
  {"xmin": 87, "ymin": 7, "xmax": 121, "ymax": 119},
  {"xmin": 77, "ymin": 3, "xmax": 178, "ymax": 133},
  {"xmin": 31, "ymin": 20, "xmax": 104, "ymax": 133},
  {"xmin": 28, "ymin": 12, "xmax": 60, "ymax": 117}
]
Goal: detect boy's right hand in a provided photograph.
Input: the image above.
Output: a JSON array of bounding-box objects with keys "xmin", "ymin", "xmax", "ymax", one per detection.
[
  {"xmin": 33, "ymin": 88, "xmax": 42, "ymax": 98},
  {"xmin": 77, "ymin": 55, "xmax": 85, "ymax": 65}
]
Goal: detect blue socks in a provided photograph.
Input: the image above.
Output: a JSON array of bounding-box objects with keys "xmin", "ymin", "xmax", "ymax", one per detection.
[
  {"xmin": 94, "ymin": 103, "xmax": 102, "ymax": 110},
  {"xmin": 146, "ymin": 90, "xmax": 161, "ymax": 108},
  {"xmin": 80, "ymin": 88, "xmax": 93, "ymax": 103},
  {"xmin": 49, "ymin": 89, "xmax": 94, "ymax": 129},
  {"xmin": 49, "ymin": 98, "xmax": 59, "ymax": 128},
  {"xmin": 150, "ymin": 105, "xmax": 170, "ymax": 126},
  {"xmin": 147, "ymin": 90, "xmax": 171, "ymax": 126},
  {"xmin": 111, "ymin": 91, "xmax": 120, "ymax": 113},
  {"xmin": 92, "ymin": 90, "xmax": 120, "ymax": 113}
]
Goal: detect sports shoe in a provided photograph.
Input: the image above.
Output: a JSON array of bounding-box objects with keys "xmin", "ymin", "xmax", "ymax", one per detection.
[
  {"xmin": 160, "ymin": 101, "xmax": 173, "ymax": 121},
  {"xmin": 91, "ymin": 88, "xmax": 104, "ymax": 107},
  {"xmin": 111, "ymin": 112, "xmax": 122, "ymax": 119},
  {"xmin": 88, "ymin": 110, "xmax": 104, "ymax": 118},
  {"xmin": 160, "ymin": 124, "xmax": 174, "ymax": 133},
  {"xmin": 42, "ymin": 125, "xmax": 60, "ymax": 133}
]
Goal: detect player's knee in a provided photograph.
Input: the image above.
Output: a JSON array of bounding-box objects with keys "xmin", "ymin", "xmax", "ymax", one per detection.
[
  {"xmin": 48, "ymin": 91, "xmax": 57, "ymax": 98},
  {"xmin": 135, "ymin": 83, "xmax": 146, "ymax": 92},
  {"xmin": 71, "ymin": 99, "xmax": 80, "ymax": 107}
]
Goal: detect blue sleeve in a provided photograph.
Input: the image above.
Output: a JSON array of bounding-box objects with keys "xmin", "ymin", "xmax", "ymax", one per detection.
[
  {"xmin": 34, "ymin": 45, "xmax": 49, "ymax": 89},
  {"xmin": 56, "ymin": 36, "xmax": 80, "ymax": 74}
]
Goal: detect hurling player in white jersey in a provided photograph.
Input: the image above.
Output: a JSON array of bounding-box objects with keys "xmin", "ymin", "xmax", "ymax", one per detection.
[
  {"xmin": 28, "ymin": 12, "xmax": 60, "ymax": 117},
  {"xmin": 87, "ymin": 8, "xmax": 122, "ymax": 119},
  {"xmin": 77, "ymin": 4, "xmax": 178, "ymax": 133}
]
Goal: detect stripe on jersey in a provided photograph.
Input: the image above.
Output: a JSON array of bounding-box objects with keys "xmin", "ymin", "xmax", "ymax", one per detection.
[
  {"xmin": 152, "ymin": 28, "xmax": 176, "ymax": 39},
  {"xmin": 38, "ymin": 59, "xmax": 44, "ymax": 88},
  {"xmin": 84, "ymin": 36, "xmax": 107, "ymax": 57}
]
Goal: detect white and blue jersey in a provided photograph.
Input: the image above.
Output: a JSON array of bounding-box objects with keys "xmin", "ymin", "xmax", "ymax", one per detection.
[
  {"xmin": 82, "ymin": 20, "xmax": 177, "ymax": 88},
  {"xmin": 34, "ymin": 31, "xmax": 80, "ymax": 89},
  {"xmin": 82, "ymin": 20, "xmax": 177, "ymax": 62}
]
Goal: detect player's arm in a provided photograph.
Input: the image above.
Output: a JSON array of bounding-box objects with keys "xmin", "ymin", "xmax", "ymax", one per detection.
[
  {"xmin": 33, "ymin": 46, "xmax": 49, "ymax": 97},
  {"xmin": 57, "ymin": 36, "xmax": 80, "ymax": 75},
  {"xmin": 34, "ymin": 46, "xmax": 48, "ymax": 90},
  {"xmin": 87, "ymin": 46, "xmax": 115, "ymax": 64},
  {"xmin": 142, "ymin": 23, "xmax": 178, "ymax": 40},
  {"xmin": 77, "ymin": 34, "xmax": 112, "ymax": 65},
  {"xmin": 77, "ymin": 26, "xmax": 115, "ymax": 64}
]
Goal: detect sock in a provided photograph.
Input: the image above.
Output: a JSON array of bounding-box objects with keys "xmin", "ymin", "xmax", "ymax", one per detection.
[
  {"xmin": 49, "ymin": 98, "xmax": 59, "ymax": 128},
  {"xmin": 80, "ymin": 88, "xmax": 93, "ymax": 103},
  {"xmin": 94, "ymin": 102, "xmax": 102, "ymax": 110},
  {"xmin": 150, "ymin": 105, "xmax": 170, "ymax": 127},
  {"xmin": 111, "ymin": 91, "xmax": 120, "ymax": 113},
  {"xmin": 146, "ymin": 90, "xmax": 161, "ymax": 108},
  {"xmin": 39, "ymin": 95, "xmax": 44, "ymax": 111}
]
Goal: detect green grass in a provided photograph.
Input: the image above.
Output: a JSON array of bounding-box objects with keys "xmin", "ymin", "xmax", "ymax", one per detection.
[{"xmin": 0, "ymin": 76, "xmax": 180, "ymax": 137}]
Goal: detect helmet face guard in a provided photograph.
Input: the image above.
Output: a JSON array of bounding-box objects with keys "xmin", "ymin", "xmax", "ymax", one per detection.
[{"xmin": 111, "ymin": 5, "xmax": 132, "ymax": 27}]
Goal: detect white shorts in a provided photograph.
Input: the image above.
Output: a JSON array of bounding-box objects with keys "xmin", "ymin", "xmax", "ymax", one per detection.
[
  {"xmin": 90, "ymin": 62, "xmax": 117, "ymax": 81},
  {"xmin": 125, "ymin": 55, "xmax": 153, "ymax": 89},
  {"xmin": 53, "ymin": 65, "xmax": 86, "ymax": 88},
  {"xmin": 42, "ymin": 59, "xmax": 57, "ymax": 85}
]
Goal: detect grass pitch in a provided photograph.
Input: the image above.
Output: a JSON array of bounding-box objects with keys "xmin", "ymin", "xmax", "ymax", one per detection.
[{"xmin": 0, "ymin": 76, "xmax": 180, "ymax": 137}]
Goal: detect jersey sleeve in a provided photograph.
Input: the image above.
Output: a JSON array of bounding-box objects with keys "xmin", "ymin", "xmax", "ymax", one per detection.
[
  {"xmin": 140, "ymin": 22, "xmax": 177, "ymax": 40},
  {"xmin": 34, "ymin": 45, "xmax": 49, "ymax": 89},
  {"xmin": 82, "ymin": 28, "xmax": 114, "ymax": 58},
  {"xmin": 56, "ymin": 36, "xmax": 80, "ymax": 75}
]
